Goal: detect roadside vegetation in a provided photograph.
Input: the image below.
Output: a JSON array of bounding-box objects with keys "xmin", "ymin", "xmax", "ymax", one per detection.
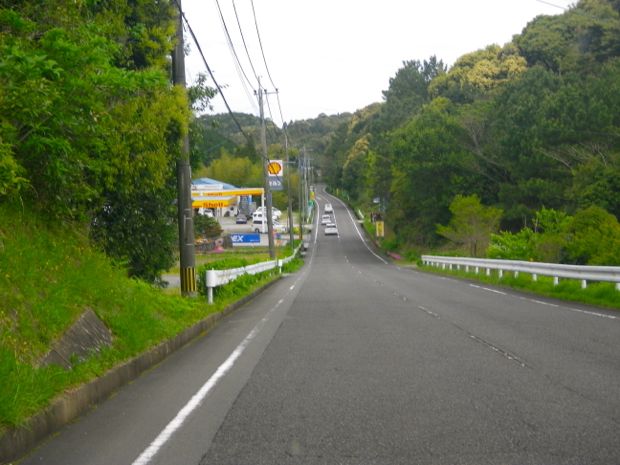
[
  {"xmin": 0, "ymin": 205, "xmax": 300, "ymax": 430},
  {"xmin": 321, "ymin": 0, "xmax": 620, "ymax": 271},
  {"xmin": 0, "ymin": 1, "xmax": 307, "ymax": 433}
]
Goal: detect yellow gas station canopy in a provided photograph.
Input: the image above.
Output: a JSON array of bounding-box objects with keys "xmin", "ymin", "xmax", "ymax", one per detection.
[
  {"xmin": 192, "ymin": 196, "xmax": 236, "ymax": 208},
  {"xmin": 191, "ymin": 187, "xmax": 264, "ymax": 198}
]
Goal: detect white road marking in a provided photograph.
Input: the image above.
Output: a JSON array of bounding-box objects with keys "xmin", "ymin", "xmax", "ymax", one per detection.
[
  {"xmin": 531, "ymin": 299, "xmax": 559, "ymax": 307},
  {"xmin": 469, "ymin": 284, "xmax": 507, "ymax": 295},
  {"xmin": 472, "ymin": 285, "xmax": 617, "ymax": 320},
  {"xmin": 132, "ymin": 307, "xmax": 276, "ymax": 465},
  {"xmin": 132, "ymin": 269, "xmax": 305, "ymax": 464}
]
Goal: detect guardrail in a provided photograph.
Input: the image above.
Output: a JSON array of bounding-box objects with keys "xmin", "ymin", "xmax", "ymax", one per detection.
[
  {"xmin": 421, "ymin": 255, "xmax": 620, "ymax": 291},
  {"xmin": 205, "ymin": 244, "xmax": 301, "ymax": 304}
]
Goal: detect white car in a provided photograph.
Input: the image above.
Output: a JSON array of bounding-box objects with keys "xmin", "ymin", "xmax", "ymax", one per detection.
[
  {"xmin": 321, "ymin": 214, "xmax": 331, "ymax": 225},
  {"xmin": 254, "ymin": 206, "xmax": 282, "ymax": 220},
  {"xmin": 324, "ymin": 203, "xmax": 333, "ymax": 214},
  {"xmin": 253, "ymin": 219, "xmax": 287, "ymax": 233},
  {"xmin": 324, "ymin": 223, "xmax": 338, "ymax": 235}
]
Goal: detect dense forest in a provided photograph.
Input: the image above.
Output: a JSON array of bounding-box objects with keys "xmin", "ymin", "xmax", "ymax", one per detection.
[
  {"xmin": 2, "ymin": 0, "xmax": 620, "ymax": 283},
  {"xmin": 321, "ymin": 0, "xmax": 620, "ymax": 264},
  {"xmin": 0, "ymin": 0, "xmax": 207, "ymax": 282}
]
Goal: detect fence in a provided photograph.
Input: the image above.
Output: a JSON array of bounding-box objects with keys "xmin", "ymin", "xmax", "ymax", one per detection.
[
  {"xmin": 205, "ymin": 244, "xmax": 301, "ymax": 304},
  {"xmin": 421, "ymin": 255, "xmax": 620, "ymax": 291}
]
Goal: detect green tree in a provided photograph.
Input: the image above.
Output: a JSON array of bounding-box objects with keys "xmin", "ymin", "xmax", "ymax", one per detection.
[
  {"xmin": 429, "ymin": 44, "xmax": 526, "ymax": 103},
  {"xmin": 1, "ymin": 3, "xmax": 192, "ymax": 282},
  {"xmin": 564, "ymin": 206, "xmax": 620, "ymax": 265},
  {"xmin": 436, "ymin": 194, "xmax": 502, "ymax": 257}
]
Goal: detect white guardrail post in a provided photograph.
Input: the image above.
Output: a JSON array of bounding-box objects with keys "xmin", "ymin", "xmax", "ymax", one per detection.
[
  {"xmin": 421, "ymin": 255, "xmax": 620, "ymax": 291},
  {"xmin": 206, "ymin": 269, "xmax": 217, "ymax": 305}
]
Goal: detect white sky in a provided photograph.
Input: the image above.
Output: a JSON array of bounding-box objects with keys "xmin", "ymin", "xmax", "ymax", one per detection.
[{"xmin": 183, "ymin": 0, "xmax": 570, "ymax": 124}]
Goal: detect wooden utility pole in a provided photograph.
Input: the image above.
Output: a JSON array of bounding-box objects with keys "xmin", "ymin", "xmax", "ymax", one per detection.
[
  {"xmin": 172, "ymin": 0, "xmax": 197, "ymax": 296},
  {"xmin": 257, "ymin": 81, "xmax": 276, "ymax": 259},
  {"xmin": 283, "ymin": 123, "xmax": 295, "ymax": 248}
]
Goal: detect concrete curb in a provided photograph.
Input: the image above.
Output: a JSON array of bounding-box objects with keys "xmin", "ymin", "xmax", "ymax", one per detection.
[{"xmin": 0, "ymin": 277, "xmax": 282, "ymax": 464}]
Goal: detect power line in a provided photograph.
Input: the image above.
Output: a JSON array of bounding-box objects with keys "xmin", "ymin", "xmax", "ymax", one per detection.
[
  {"xmin": 232, "ymin": 0, "xmax": 261, "ymax": 85},
  {"xmin": 250, "ymin": 0, "xmax": 277, "ymax": 90},
  {"xmin": 535, "ymin": 0, "xmax": 568, "ymax": 10},
  {"xmin": 250, "ymin": 0, "xmax": 286, "ymax": 127},
  {"xmin": 213, "ymin": 0, "xmax": 258, "ymax": 112},
  {"xmin": 172, "ymin": 0, "xmax": 253, "ymax": 145}
]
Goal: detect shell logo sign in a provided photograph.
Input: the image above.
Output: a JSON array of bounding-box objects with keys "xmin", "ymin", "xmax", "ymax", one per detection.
[
  {"xmin": 267, "ymin": 160, "xmax": 283, "ymax": 176},
  {"xmin": 267, "ymin": 160, "xmax": 283, "ymax": 191}
]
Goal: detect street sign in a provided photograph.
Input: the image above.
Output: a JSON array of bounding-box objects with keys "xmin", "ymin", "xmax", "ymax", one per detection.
[
  {"xmin": 230, "ymin": 233, "xmax": 260, "ymax": 244},
  {"xmin": 268, "ymin": 159, "xmax": 283, "ymax": 191},
  {"xmin": 269, "ymin": 177, "xmax": 283, "ymax": 191},
  {"xmin": 376, "ymin": 221, "xmax": 385, "ymax": 238},
  {"xmin": 267, "ymin": 160, "xmax": 283, "ymax": 176}
]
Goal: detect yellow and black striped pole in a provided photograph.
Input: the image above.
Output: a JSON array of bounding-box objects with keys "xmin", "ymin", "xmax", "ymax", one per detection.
[
  {"xmin": 180, "ymin": 266, "xmax": 197, "ymax": 295},
  {"xmin": 173, "ymin": 0, "xmax": 197, "ymax": 297}
]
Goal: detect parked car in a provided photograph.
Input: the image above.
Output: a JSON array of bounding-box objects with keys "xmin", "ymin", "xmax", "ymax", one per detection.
[
  {"xmin": 321, "ymin": 214, "xmax": 331, "ymax": 225},
  {"xmin": 253, "ymin": 206, "xmax": 282, "ymax": 220},
  {"xmin": 253, "ymin": 219, "xmax": 287, "ymax": 233},
  {"xmin": 324, "ymin": 203, "xmax": 333, "ymax": 214},
  {"xmin": 324, "ymin": 223, "xmax": 338, "ymax": 235},
  {"xmin": 235, "ymin": 214, "xmax": 248, "ymax": 224},
  {"xmin": 252, "ymin": 210, "xmax": 278, "ymax": 222},
  {"xmin": 197, "ymin": 208, "xmax": 214, "ymax": 218}
]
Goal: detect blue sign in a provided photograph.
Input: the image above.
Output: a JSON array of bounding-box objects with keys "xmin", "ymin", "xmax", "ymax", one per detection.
[
  {"xmin": 268, "ymin": 176, "xmax": 283, "ymax": 191},
  {"xmin": 230, "ymin": 233, "xmax": 260, "ymax": 244}
]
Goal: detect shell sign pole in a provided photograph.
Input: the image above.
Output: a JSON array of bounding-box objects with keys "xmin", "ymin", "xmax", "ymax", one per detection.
[{"xmin": 267, "ymin": 160, "xmax": 284, "ymax": 191}]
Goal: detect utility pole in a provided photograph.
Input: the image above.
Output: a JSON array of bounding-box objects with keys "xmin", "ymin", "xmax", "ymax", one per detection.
[
  {"xmin": 257, "ymin": 81, "xmax": 276, "ymax": 259},
  {"xmin": 283, "ymin": 123, "xmax": 295, "ymax": 248},
  {"xmin": 172, "ymin": 0, "xmax": 197, "ymax": 297},
  {"xmin": 298, "ymin": 151, "xmax": 304, "ymax": 242}
]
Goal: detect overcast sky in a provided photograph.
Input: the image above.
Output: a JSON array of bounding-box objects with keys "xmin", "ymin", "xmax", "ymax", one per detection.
[{"xmin": 182, "ymin": 0, "xmax": 570, "ymax": 124}]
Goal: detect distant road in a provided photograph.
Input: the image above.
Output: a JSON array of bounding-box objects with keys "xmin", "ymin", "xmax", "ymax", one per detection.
[{"xmin": 21, "ymin": 187, "xmax": 620, "ymax": 465}]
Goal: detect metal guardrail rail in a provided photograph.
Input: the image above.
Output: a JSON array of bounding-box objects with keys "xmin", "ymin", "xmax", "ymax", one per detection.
[
  {"xmin": 205, "ymin": 244, "xmax": 302, "ymax": 304},
  {"xmin": 421, "ymin": 255, "xmax": 620, "ymax": 291}
]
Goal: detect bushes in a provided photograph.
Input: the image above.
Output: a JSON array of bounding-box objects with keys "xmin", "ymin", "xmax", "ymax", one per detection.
[{"xmin": 488, "ymin": 206, "xmax": 620, "ymax": 265}]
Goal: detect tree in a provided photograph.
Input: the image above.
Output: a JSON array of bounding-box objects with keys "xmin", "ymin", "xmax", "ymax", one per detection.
[
  {"xmin": 429, "ymin": 44, "xmax": 527, "ymax": 103},
  {"xmin": 1, "ymin": 3, "xmax": 192, "ymax": 283},
  {"xmin": 436, "ymin": 195, "xmax": 502, "ymax": 257},
  {"xmin": 564, "ymin": 206, "xmax": 620, "ymax": 265}
]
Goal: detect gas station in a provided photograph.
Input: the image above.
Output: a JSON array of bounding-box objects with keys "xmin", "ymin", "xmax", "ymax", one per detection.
[{"xmin": 191, "ymin": 178, "xmax": 265, "ymax": 218}]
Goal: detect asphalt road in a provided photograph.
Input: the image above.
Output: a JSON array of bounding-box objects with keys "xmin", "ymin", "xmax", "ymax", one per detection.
[{"xmin": 19, "ymin": 188, "xmax": 620, "ymax": 465}]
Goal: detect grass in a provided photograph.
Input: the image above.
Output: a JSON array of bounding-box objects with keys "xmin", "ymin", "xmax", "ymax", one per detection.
[
  {"xmin": 0, "ymin": 205, "xmax": 302, "ymax": 430},
  {"xmin": 419, "ymin": 263, "xmax": 620, "ymax": 310}
]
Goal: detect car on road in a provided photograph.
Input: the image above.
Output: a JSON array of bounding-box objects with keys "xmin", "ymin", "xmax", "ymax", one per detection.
[
  {"xmin": 321, "ymin": 214, "xmax": 331, "ymax": 225},
  {"xmin": 235, "ymin": 214, "xmax": 248, "ymax": 224},
  {"xmin": 324, "ymin": 203, "xmax": 333, "ymax": 214},
  {"xmin": 324, "ymin": 223, "xmax": 338, "ymax": 235}
]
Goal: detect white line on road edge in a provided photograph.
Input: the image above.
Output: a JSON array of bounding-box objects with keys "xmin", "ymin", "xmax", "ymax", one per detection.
[
  {"xmin": 132, "ymin": 295, "xmax": 289, "ymax": 465},
  {"xmin": 469, "ymin": 284, "xmax": 507, "ymax": 295}
]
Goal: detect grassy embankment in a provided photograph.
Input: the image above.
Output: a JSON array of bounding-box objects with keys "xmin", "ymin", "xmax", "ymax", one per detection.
[{"xmin": 0, "ymin": 205, "xmax": 301, "ymax": 430}]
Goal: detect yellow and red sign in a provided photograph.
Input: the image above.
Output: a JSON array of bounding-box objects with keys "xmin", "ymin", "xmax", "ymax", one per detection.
[{"xmin": 267, "ymin": 160, "xmax": 283, "ymax": 176}]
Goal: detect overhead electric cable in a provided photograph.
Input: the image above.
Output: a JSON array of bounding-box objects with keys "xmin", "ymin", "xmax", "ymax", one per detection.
[
  {"xmin": 213, "ymin": 0, "xmax": 258, "ymax": 112},
  {"xmin": 249, "ymin": 0, "xmax": 286, "ymax": 127},
  {"xmin": 171, "ymin": 0, "xmax": 254, "ymax": 145},
  {"xmin": 535, "ymin": 0, "xmax": 568, "ymax": 10},
  {"xmin": 232, "ymin": 0, "xmax": 261, "ymax": 85},
  {"xmin": 250, "ymin": 0, "xmax": 277, "ymax": 90}
]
